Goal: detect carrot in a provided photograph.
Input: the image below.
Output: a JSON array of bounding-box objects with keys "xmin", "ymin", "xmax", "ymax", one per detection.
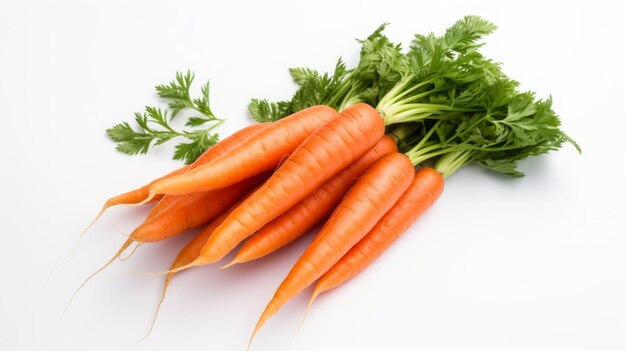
[
  {"xmin": 66, "ymin": 173, "xmax": 267, "ymax": 309},
  {"xmin": 145, "ymin": 105, "xmax": 338, "ymax": 199},
  {"xmin": 308, "ymin": 167, "xmax": 444, "ymax": 308},
  {"xmin": 182, "ymin": 103, "xmax": 385, "ymax": 269},
  {"xmin": 249, "ymin": 152, "xmax": 414, "ymax": 344},
  {"xmin": 79, "ymin": 123, "xmax": 270, "ymax": 242},
  {"xmin": 131, "ymin": 173, "xmax": 268, "ymax": 243},
  {"xmin": 225, "ymin": 135, "xmax": 398, "ymax": 267}
]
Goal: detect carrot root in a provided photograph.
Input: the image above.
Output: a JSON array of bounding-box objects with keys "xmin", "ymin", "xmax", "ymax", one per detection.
[
  {"xmin": 65, "ymin": 238, "xmax": 133, "ymax": 312},
  {"xmin": 124, "ymin": 262, "xmax": 197, "ymax": 277},
  {"xmin": 139, "ymin": 274, "xmax": 172, "ymax": 341},
  {"xmin": 73, "ymin": 203, "xmax": 109, "ymax": 256},
  {"xmin": 119, "ymin": 242, "xmax": 143, "ymax": 261},
  {"xmin": 219, "ymin": 259, "xmax": 240, "ymax": 269}
]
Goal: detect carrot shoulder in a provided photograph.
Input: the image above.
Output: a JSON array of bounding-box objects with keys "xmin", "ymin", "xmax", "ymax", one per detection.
[
  {"xmin": 147, "ymin": 105, "xmax": 338, "ymax": 198},
  {"xmin": 310, "ymin": 167, "xmax": 444, "ymax": 305},
  {"xmin": 249, "ymin": 152, "xmax": 415, "ymax": 343},
  {"xmin": 227, "ymin": 135, "xmax": 398, "ymax": 266},
  {"xmin": 192, "ymin": 103, "xmax": 385, "ymax": 266}
]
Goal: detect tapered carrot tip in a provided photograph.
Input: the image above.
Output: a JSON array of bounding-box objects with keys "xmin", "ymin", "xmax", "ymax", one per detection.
[
  {"xmin": 307, "ymin": 285, "xmax": 322, "ymax": 313},
  {"xmin": 296, "ymin": 293, "xmax": 316, "ymax": 337},
  {"xmin": 133, "ymin": 190, "xmax": 157, "ymax": 207},
  {"xmin": 220, "ymin": 258, "xmax": 241, "ymax": 269},
  {"xmin": 247, "ymin": 322, "xmax": 263, "ymax": 351},
  {"xmin": 65, "ymin": 238, "xmax": 133, "ymax": 313},
  {"xmin": 131, "ymin": 261, "xmax": 198, "ymax": 277},
  {"xmin": 139, "ymin": 274, "xmax": 172, "ymax": 342},
  {"xmin": 119, "ymin": 242, "xmax": 143, "ymax": 261},
  {"xmin": 73, "ymin": 203, "xmax": 110, "ymax": 256},
  {"xmin": 248, "ymin": 304, "xmax": 277, "ymax": 350}
]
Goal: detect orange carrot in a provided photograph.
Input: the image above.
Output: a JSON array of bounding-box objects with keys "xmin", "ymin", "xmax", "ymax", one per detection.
[
  {"xmin": 225, "ymin": 135, "xmax": 398, "ymax": 267},
  {"xmin": 80, "ymin": 123, "xmax": 270, "ymax": 239},
  {"xmin": 131, "ymin": 173, "xmax": 268, "ymax": 243},
  {"xmin": 67, "ymin": 174, "xmax": 267, "ymax": 310},
  {"xmin": 145, "ymin": 105, "xmax": 338, "ymax": 198},
  {"xmin": 186, "ymin": 103, "xmax": 385, "ymax": 268},
  {"xmin": 309, "ymin": 167, "xmax": 444, "ymax": 307},
  {"xmin": 249, "ymin": 152, "xmax": 414, "ymax": 343}
]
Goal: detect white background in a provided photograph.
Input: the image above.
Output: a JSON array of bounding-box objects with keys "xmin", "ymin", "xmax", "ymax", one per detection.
[{"xmin": 1, "ymin": 1, "xmax": 625, "ymax": 350}]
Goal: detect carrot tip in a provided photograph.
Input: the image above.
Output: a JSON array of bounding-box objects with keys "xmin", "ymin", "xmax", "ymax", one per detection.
[
  {"xmin": 73, "ymin": 203, "xmax": 110, "ymax": 256},
  {"xmin": 131, "ymin": 262, "xmax": 196, "ymax": 277},
  {"xmin": 247, "ymin": 326, "xmax": 261, "ymax": 351},
  {"xmin": 219, "ymin": 259, "xmax": 239, "ymax": 269},
  {"xmin": 119, "ymin": 242, "xmax": 143, "ymax": 261},
  {"xmin": 139, "ymin": 276, "xmax": 172, "ymax": 342},
  {"xmin": 108, "ymin": 221, "xmax": 131, "ymax": 238},
  {"xmin": 307, "ymin": 287, "xmax": 321, "ymax": 314},
  {"xmin": 134, "ymin": 190, "xmax": 157, "ymax": 207},
  {"xmin": 65, "ymin": 238, "xmax": 133, "ymax": 313}
]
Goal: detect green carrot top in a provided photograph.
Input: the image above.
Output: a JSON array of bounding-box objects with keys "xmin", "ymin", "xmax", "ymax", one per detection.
[{"xmin": 250, "ymin": 15, "xmax": 579, "ymax": 178}]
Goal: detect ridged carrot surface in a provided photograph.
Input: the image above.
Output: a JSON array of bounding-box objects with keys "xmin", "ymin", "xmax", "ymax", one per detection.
[
  {"xmin": 227, "ymin": 135, "xmax": 398, "ymax": 266},
  {"xmin": 147, "ymin": 105, "xmax": 338, "ymax": 197},
  {"xmin": 193, "ymin": 103, "xmax": 385, "ymax": 266},
  {"xmin": 310, "ymin": 167, "xmax": 444, "ymax": 304},
  {"xmin": 250, "ymin": 152, "xmax": 415, "ymax": 342}
]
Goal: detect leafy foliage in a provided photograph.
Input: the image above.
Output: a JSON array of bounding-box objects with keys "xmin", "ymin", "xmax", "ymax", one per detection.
[
  {"xmin": 248, "ymin": 59, "xmax": 350, "ymax": 122},
  {"xmin": 107, "ymin": 71, "xmax": 224, "ymax": 164},
  {"xmin": 249, "ymin": 16, "xmax": 577, "ymax": 177}
]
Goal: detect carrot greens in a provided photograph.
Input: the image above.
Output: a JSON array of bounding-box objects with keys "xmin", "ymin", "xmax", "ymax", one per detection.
[
  {"xmin": 250, "ymin": 16, "xmax": 578, "ymax": 176},
  {"xmin": 107, "ymin": 71, "xmax": 225, "ymax": 164}
]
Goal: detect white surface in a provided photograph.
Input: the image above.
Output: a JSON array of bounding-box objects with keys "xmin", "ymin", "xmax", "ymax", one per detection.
[{"xmin": 1, "ymin": 1, "xmax": 625, "ymax": 350}]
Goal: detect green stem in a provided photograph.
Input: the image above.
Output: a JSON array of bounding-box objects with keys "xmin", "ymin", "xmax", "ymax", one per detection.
[
  {"xmin": 412, "ymin": 120, "xmax": 441, "ymax": 151},
  {"xmin": 327, "ymin": 77, "xmax": 355, "ymax": 108},
  {"xmin": 377, "ymin": 76, "xmax": 433, "ymax": 110},
  {"xmin": 434, "ymin": 150, "xmax": 475, "ymax": 178}
]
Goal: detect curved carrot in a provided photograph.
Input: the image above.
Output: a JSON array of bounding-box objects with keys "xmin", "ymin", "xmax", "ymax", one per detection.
[
  {"xmin": 80, "ymin": 123, "xmax": 270, "ymax": 242},
  {"xmin": 188, "ymin": 103, "xmax": 385, "ymax": 267},
  {"xmin": 249, "ymin": 152, "xmax": 415, "ymax": 344},
  {"xmin": 146, "ymin": 105, "xmax": 338, "ymax": 198},
  {"xmin": 309, "ymin": 167, "xmax": 444, "ymax": 307},
  {"xmin": 225, "ymin": 135, "xmax": 398, "ymax": 267},
  {"xmin": 131, "ymin": 173, "xmax": 267, "ymax": 243}
]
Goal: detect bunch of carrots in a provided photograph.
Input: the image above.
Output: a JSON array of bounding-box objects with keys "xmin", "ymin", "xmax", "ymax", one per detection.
[{"xmin": 73, "ymin": 17, "xmax": 577, "ymax": 347}]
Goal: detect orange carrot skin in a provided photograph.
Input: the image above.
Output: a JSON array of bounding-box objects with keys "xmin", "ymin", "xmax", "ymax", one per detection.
[
  {"xmin": 252, "ymin": 152, "xmax": 415, "ymax": 333},
  {"xmin": 104, "ymin": 123, "xmax": 269, "ymax": 208},
  {"xmin": 231, "ymin": 135, "xmax": 398, "ymax": 265},
  {"xmin": 196, "ymin": 103, "xmax": 385, "ymax": 265},
  {"xmin": 313, "ymin": 167, "xmax": 444, "ymax": 297},
  {"xmin": 146, "ymin": 195, "xmax": 178, "ymax": 219},
  {"xmin": 167, "ymin": 181, "xmax": 265, "ymax": 269},
  {"xmin": 190, "ymin": 123, "xmax": 270, "ymax": 170},
  {"xmin": 167, "ymin": 199, "xmax": 244, "ymax": 274},
  {"xmin": 149, "ymin": 105, "xmax": 338, "ymax": 197},
  {"xmin": 130, "ymin": 173, "xmax": 267, "ymax": 243}
]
